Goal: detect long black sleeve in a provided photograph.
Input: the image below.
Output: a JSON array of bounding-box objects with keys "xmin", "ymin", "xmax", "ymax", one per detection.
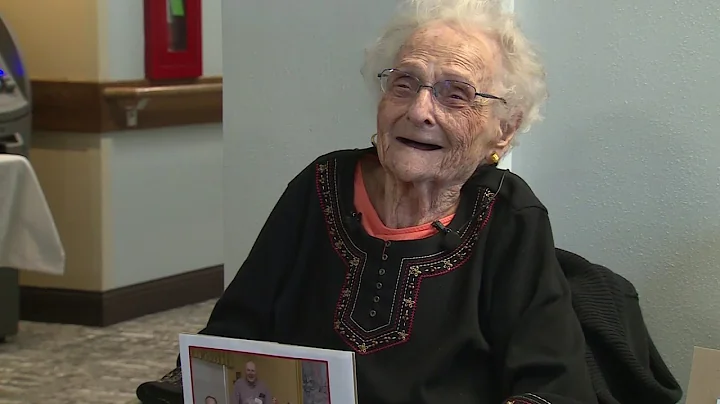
[{"xmin": 485, "ymin": 206, "xmax": 597, "ymax": 404}]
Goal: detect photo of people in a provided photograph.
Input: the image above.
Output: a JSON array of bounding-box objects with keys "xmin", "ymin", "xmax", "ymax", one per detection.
[
  {"xmin": 188, "ymin": 346, "xmax": 331, "ymax": 404},
  {"xmin": 231, "ymin": 360, "xmax": 276, "ymax": 404}
]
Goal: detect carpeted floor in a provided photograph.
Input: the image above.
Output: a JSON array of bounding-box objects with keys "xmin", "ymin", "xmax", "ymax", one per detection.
[{"xmin": 0, "ymin": 300, "xmax": 215, "ymax": 404}]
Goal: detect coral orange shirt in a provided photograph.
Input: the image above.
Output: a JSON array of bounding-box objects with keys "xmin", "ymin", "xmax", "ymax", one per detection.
[{"xmin": 353, "ymin": 162, "xmax": 454, "ymax": 241}]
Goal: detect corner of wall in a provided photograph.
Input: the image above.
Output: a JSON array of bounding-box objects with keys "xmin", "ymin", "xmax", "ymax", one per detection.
[
  {"xmin": 20, "ymin": 132, "xmax": 105, "ymax": 291},
  {"xmin": 99, "ymin": 135, "xmax": 115, "ymax": 291}
]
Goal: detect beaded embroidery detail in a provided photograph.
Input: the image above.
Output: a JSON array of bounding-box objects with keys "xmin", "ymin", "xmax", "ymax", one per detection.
[{"xmin": 316, "ymin": 159, "xmax": 496, "ymax": 354}]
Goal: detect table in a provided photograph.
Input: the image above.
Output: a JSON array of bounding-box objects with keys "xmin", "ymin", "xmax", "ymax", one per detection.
[
  {"xmin": 0, "ymin": 154, "xmax": 65, "ymax": 339},
  {"xmin": 0, "ymin": 154, "xmax": 65, "ymax": 274}
]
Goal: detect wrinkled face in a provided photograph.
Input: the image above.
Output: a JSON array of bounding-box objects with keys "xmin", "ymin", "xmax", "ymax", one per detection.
[
  {"xmin": 245, "ymin": 362, "xmax": 257, "ymax": 383},
  {"xmin": 376, "ymin": 23, "xmax": 508, "ymax": 185}
]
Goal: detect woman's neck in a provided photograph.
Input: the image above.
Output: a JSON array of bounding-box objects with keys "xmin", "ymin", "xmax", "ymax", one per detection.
[{"xmin": 362, "ymin": 158, "xmax": 462, "ymax": 229}]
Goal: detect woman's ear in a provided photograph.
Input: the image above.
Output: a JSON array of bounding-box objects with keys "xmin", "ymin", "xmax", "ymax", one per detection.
[{"xmin": 496, "ymin": 111, "xmax": 523, "ymax": 150}]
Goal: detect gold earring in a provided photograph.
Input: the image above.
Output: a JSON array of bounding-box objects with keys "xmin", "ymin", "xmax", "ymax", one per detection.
[
  {"xmin": 490, "ymin": 152, "xmax": 500, "ymax": 164},
  {"xmin": 371, "ymin": 133, "xmax": 378, "ymax": 146}
]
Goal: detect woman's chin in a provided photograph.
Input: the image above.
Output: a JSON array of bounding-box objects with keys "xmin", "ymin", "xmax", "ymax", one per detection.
[{"xmin": 382, "ymin": 158, "xmax": 440, "ymax": 183}]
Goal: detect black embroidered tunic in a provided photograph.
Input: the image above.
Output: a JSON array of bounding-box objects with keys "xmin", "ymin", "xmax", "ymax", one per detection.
[{"xmin": 200, "ymin": 147, "xmax": 597, "ymax": 404}]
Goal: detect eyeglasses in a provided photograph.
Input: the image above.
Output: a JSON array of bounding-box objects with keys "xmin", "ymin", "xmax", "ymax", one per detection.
[{"xmin": 377, "ymin": 68, "xmax": 506, "ymax": 109}]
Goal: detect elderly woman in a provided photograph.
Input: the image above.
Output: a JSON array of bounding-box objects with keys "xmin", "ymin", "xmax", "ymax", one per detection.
[{"xmin": 138, "ymin": 0, "xmax": 598, "ymax": 403}]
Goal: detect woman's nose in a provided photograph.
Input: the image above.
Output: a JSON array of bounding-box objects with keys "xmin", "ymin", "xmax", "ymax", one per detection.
[{"xmin": 406, "ymin": 87, "xmax": 436, "ymax": 127}]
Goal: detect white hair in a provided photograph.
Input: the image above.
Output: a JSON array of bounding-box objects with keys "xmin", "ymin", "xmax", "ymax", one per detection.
[{"xmin": 361, "ymin": 0, "xmax": 548, "ymax": 135}]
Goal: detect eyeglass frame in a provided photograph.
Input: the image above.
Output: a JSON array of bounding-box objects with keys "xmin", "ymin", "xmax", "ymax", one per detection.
[{"xmin": 377, "ymin": 68, "xmax": 506, "ymax": 108}]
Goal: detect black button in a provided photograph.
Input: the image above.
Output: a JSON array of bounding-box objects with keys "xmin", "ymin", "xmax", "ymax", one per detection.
[
  {"xmin": 373, "ymin": 295, "xmax": 380, "ymax": 303},
  {"xmin": 376, "ymin": 282, "xmax": 383, "ymax": 289},
  {"xmin": 385, "ymin": 240, "xmax": 391, "ymax": 247},
  {"xmin": 378, "ymin": 268, "xmax": 386, "ymax": 275},
  {"xmin": 381, "ymin": 253, "xmax": 388, "ymax": 261},
  {"xmin": 369, "ymin": 310, "xmax": 377, "ymax": 317}
]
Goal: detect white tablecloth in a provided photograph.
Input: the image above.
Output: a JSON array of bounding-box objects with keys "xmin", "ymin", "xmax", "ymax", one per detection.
[{"xmin": 0, "ymin": 154, "xmax": 65, "ymax": 274}]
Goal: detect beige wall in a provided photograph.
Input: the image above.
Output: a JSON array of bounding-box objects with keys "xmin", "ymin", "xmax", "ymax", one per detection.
[
  {"xmin": 1, "ymin": 1, "xmax": 104, "ymax": 290},
  {"xmin": 3, "ymin": 1, "xmax": 223, "ymax": 292},
  {"xmin": 19, "ymin": 132, "xmax": 105, "ymax": 290},
  {"xmin": 0, "ymin": 0, "xmax": 101, "ymax": 81}
]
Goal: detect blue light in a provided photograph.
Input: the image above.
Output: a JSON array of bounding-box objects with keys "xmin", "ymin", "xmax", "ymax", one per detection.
[
  {"xmin": 10, "ymin": 53, "xmax": 25, "ymax": 77},
  {"xmin": 0, "ymin": 68, "xmax": 5, "ymax": 76}
]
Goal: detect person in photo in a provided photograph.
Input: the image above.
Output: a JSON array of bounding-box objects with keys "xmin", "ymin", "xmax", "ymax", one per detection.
[{"xmin": 232, "ymin": 361, "xmax": 277, "ymax": 404}]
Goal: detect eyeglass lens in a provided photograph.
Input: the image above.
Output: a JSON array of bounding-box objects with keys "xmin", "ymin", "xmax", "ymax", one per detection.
[{"xmin": 379, "ymin": 70, "xmax": 478, "ymax": 108}]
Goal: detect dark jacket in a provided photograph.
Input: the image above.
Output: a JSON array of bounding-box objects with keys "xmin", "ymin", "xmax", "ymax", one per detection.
[
  {"xmin": 556, "ymin": 249, "xmax": 682, "ymax": 404},
  {"xmin": 137, "ymin": 248, "xmax": 683, "ymax": 404}
]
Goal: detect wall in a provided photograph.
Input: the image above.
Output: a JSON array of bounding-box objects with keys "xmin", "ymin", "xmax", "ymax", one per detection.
[
  {"xmin": 0, "ymin": 0, "xmax": 101, "ymax": 81},
  {"xmin": 100, "ymin": 0, "xmax": 223, "ymax": 81},
  {"xmin": 3, "ymin": 0, "xmax": 223, "ymax": 291},
  {"xmin": 21, "ymin": 133, "xmax": 105, "ymax": 290},
  {"xmin": 97, "ymin": 0, "xmax": 223, "ymax": 289},
  {"xmin": 513, "ymin": 0, "xmax": 720, "ymax": 396},
  {"xmin": 101, "ymin": 125, "xmax": 223, "ymax": 289},
  {"xmin": 221, "ymin": 0, "xmax": 377, "ymax": 283},
  {"xmin": 0, "ymin": 2, "xmax": 105, "ymax": 290}
]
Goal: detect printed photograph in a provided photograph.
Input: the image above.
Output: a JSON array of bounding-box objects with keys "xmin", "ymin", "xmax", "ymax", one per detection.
[{"xmin": 188, "ymin": 346, "xmax": 331, "ymax": 404}]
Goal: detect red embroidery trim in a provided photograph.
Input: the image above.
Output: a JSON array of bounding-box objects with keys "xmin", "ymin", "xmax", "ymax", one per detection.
[{"xmin": 315, "ymin": 159, "xmax": 496, "ymax": 355}]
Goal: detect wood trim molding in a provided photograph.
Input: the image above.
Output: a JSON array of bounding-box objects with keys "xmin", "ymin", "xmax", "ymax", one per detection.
[
  {"xmin": 19, "ymin": 265, "xmax": 223, "ymax": 327},
  {"xmin": 32, "ymin": 77, "xmax": 222, "ymax": 133}
]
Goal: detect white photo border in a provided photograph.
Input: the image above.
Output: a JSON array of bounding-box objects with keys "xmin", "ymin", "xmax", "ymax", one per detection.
[{"xmin": 179, "ymin": 333, "xmax": 357, "ymax": 404}]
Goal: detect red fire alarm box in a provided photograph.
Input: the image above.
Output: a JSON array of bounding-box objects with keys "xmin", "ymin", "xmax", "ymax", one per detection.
[{"xmin": 144, "ymin": 0, "xmax": 203, "ymax": 80}]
